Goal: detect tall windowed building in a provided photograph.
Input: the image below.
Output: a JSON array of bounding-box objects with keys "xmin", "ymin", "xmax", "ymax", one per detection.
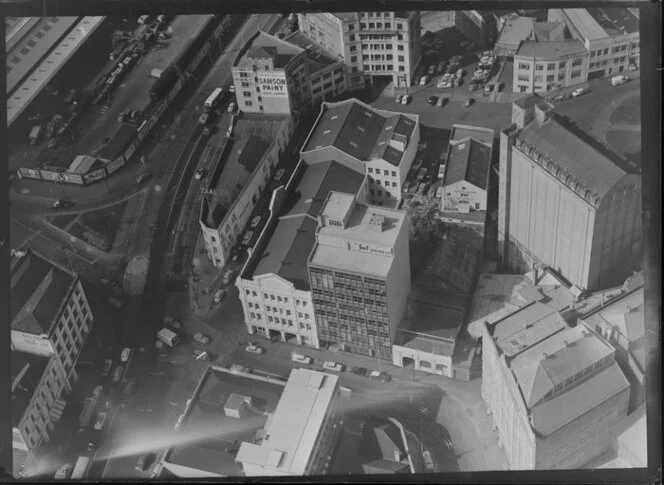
[
  {"xmin": 308, "ymin": 192, "xmax": 410, "ymax": 360},
  {"xmin": 297, "ymin": 12, "xmax": 422, "ymax": 91}
]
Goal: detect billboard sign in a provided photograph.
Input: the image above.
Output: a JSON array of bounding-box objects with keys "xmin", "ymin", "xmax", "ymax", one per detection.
[
  {"xmin": 83, "ymin": 167, "xmax": 106, "ymax": 184},
  {"xmin": 124, "ymin": 141, "xmax": 137, "ymax": 161},
  {"xmin": 106, "ymin": 156, "xmax": 125, "ymax": 174},
  {"xmin": 60, "ymin": 172, "xmax": 84, "ymax": 184},
  {"xmin": 40, "ymin": 170, "xmax": 63, "ymax": 182},
  {"xmin": 19, "ymin": 168, "xmax": 41, "ymax": 179},
  {"xmin": 257, "ymin": 72, "xmax": 288, "ymax": 98}
]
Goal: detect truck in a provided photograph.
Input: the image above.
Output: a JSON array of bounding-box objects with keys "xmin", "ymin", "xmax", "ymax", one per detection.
[
  {"xmin": 29, "ymin": 125, "xmax": 42, "ymax": 145},
  {"xmin": 70, "ymin": 457, "xmax": 91, "ymax": 479},
  {"xmin": 157, "ymin": 328, "xmax": 179, "ymax": 347}
]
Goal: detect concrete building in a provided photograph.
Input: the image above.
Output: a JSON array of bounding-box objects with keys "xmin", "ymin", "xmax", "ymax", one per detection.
[
  {"xmin": 440, "ymin": 124, "xmax": 494, "ymax": 215},
  {"xmin": 482, "ymin": 309, "xmax": 630, "ymax": 469},
  {"xmin": 231, "ymin": 31, "xmax": 348, "ymax": 116},
  {"xmin": 308, "ymin": 193, "xmax": 410, "ymax": 360},
  {"xmin": 10, "ymin": 250, "xmax": 94, "ymax": 394},
  {"xmin": 12, "ymin": 350, "xmax": 68, "ymax": 475},
  {"xmin": 301, "ymin": 98, "xmax": 420, "ymax": 208},
  {"xmin": 199, "ymin": 116, "xmax": 293, "ymax": 269},
  {"xmin": 494, "ymin": 16, "xmax": 537, "ymax": 57},
  {"xmin": 456, "ymin": 11, "xmax": 499, "ymax": 49},
  {"xmin": 498, "ymin": 94, "xmax": 641, "ymax": 292},
  {"xmin": 580, "ymin": 285, "xmax": 645, "ymax": 413},
  {"xmin": 237, "ymin": 161, "xmax": 366, "ymax": 348},
  {"xmin": 297, "ymin": 12, "xmax": 422, "ymax": 91},
  {"xmin": 236, "ymin": 369, "xmax": 342, "ymax": 476},
  {"xmin": 586, "ymin": 402, "xmax": 647, "ymax": 468},
  {"xmin": 548, "ymin": 8, "xmax": 640, "ymax": 79}
]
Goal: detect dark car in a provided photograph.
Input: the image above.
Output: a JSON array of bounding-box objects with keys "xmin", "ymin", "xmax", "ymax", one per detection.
[
  {"xmin": 464, "ymin": 98, "xmax": 474, "ymax": 108},
  {"xmin": 426, "ymin": 95, "xmax": 437, "ymax": 106},
  {"xmin": 136, "ymin": 173, "xmax": 152, "ymax": 185},
  {"xmin": 135, "ymin": 452, "xmax": 156, "ymax": 471},
  {"xmin": 350, "ymin": 366, "xmax": 368, "ymax": 377}
]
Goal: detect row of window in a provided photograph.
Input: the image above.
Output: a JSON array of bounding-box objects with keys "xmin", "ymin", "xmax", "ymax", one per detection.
[
  {"xmin": 249, "ymin": 312, "xmax": 314, "ymax": 330},
  {"xmin": 518, "ymin": 59, "xmax": 583, "ymax": 71},
  {"xmin": 244, "ymin": 289, "xmax": 310, "ymax": 307},
  {"xmin": 368, "ymin": 167, "xmax": 397, "ymax": 177},
  {"xmin": 590, "ymin": 46, "xmax": 629, "ymax": 57}
]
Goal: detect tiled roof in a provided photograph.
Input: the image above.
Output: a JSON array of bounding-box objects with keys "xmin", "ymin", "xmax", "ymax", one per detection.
[
  {"xmin": 515, "ymin": 39, "xmax": 587, "ymax": 59},
  {"xmin": 511, "ymin": 324, "xmax": 614, "ymax": 408},
  {"xmin": 12, "ymin": 350, "xmax": 49, "ymax": 426},
  {"xmin": 11, "ymin": 250, "xmax": 76, "ymax": 335},
  {"xmin": 516, "ymin": 115, "xmax": 628, "ymax": 202},
  {"xmin": 303, "ymin": 100, "xmax": 417, "ymax": 167},
  {"xmin": 530, "ymin": 362, "xmax": 629, "ymax": 436},
  {"xmin": 444, "ymin": 138, "xmax": 492, "ymax": 190}
]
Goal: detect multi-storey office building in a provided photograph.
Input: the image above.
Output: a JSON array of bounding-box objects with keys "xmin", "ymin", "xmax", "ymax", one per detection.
[
  {"xmin": 301, "ymin": 98, "xmax": 419, "ymax": 208},
  {"xmin": 10, "ymin": 250, "xmax": 94, "ymax": 393},
  {"xmin": 308, "ymin": 192, "xmax": 410, "ymax": 360},
  {"xmin": 231, "ymin": 30, "xmax": 348, "ymax": 116},
  {"xmin": 548, "ymin": 8, "xmax": 639, "ymax": 79},
  {"xmin": 236, "ymin": 369, "xmax": 342, "ymax": 476},
  {"xmin": 237, "ymin": 161, "xmax": 366, "ymax": 348},
  {"xmin": 297, "ymin": 12, "xmax": 422, "ymax": 91},
  {"xmin": 482, "ymin": 308, "xmax": 630, "ymax": 469},
  {"xmin": 513, "ymin": 40, "xmax": 589, "ymax": 93},
  {"xmin": 498, "ymin": 94, "xmax": 641, "ymax": 292},
  {"xmin": 12, "ymin": 350, "xmax": 67, "ymax": 462}
]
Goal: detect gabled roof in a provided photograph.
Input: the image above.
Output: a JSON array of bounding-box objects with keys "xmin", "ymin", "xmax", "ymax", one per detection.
[
  {"xmin": 444, "ymin": 138, "xmax": 492, "ymax": 190},
  {"xmin": 303, "ymin": 99, "xmax": 417, "ymax": 167},
  {"xmin": 11, "ymin": 250, "xmax": 76, "ymax": 335}
]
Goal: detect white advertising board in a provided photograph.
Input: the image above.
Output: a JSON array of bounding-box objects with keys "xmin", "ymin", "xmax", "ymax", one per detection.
[{"xmin": 257, "ymin": 72, "xmax": 288, "ymax": 98}]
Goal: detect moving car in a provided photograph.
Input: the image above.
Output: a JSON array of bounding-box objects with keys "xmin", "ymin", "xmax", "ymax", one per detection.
[
  {"xmin": 250, "ymin": 215, "xmax": 261, "ymax": 228},
  {"xmin": 437, "ymin": 96, "xmax": 448, "ymax": 107},
  {"xmin": 419, "ymin": 75, "xmax": 429, "ymax": 86},
  {"xmin": 120, "ymin": 347, "xmax": 132, "ymax": 363},
  {"xmin": 222, "ymin": 269, "xmax": 236, "ymax": 285},
  {"xmin": 213, "ymin": 288, "xmax": 226, "ymax": 303},
  {"xmin": 291, "ymin": 353, "xmax": 312, "ymax": 365},
  {"xmin": 369, "ymin": 371, "xmax": 392, "ymax": 382},
  {"xmin": 350, "ymin": 366, "xmax": 368, "ymax": 376},
  {"xmin": 193, "ymin": 333, "xmax": 211, "ymax": 345},
  {"xmin": 395, "ymin": 94, "xmax": 403, "ymax": 103},
  {"xmin": 94, "ymin": 412, "xmax": 107, "ymax": 431},
  {"xmin": 426, "ymin": 95, "xmax": 437, "ymax": 106},
  {"xmin": 323, "ymin": 361, "xmax": 344, "ymax": 372},
  {"xmin": 245, "ymin": 343, "xmax": 265, "ymax": 355},
  {"xmin": 107, "ymin": 297, "xmax": 123, "ymax": 309},
  {"xmin": 135, "ymin": 453, "xmax": 156, "ymax": 472},
  {"xmin": 136, "ymin": 173, "xmax": 152, "ymax": 185},
  {"xmin": 571, "ymin": 87, "xmax": 588, "ymax": 97},
  {"xmin": 464, "ymin": 98, "xmax": 474, "ymax": 108},
  {"xmin": 401, "ymin": 95, "xmax": 411, "ymax": 105},
  {"xmin": 227, "ymin": 102, "xmax": 236, "ymax": 113},
  {"xmin": 194, "ymin": 167, "xmax": 205, "ymax": 180},
  {"xmin": 611, "ymin": 75, "xmax": 629, "ymax": 86}
]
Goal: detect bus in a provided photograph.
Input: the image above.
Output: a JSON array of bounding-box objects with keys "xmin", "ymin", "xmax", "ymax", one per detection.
[
  {"xmin": 70, "ymin": 456, "xmax": 91, "ymax": 479},
  {"xmin": 204, "ymin": 88, "xmax": 223, "ymax": 111}
]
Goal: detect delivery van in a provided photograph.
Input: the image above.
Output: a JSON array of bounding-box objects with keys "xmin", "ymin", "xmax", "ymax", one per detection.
[{"xmin": 157, "ymin": 328, "xmax": 179, "ymax": 347}]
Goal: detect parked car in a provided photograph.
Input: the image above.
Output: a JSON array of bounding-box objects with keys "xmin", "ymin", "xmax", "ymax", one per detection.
[
  {"xmin": 227, "ymin": 102, "xmax": 236, "ymax": 113},
  {"xmin": 464, "ymin": 98, "xmax": 474, "ymax": 107},
  {"xmin": 107, "ymin": 297, "xmax": 123, "ymax": 309},
  {"xmin": 94, "ymin": 412, "xmax": 108, "ymax": 431},
  {"xmin": 426, "ymin": 95, "xmax": 437, "ymax": 106},
  {"xmin": 323, "ymin": 361, "xmax": 344, "ymax": 372},
  {"xmin": 52, "ymin": 199, "xmax": 74, "ymax": 209},
  {"xmin": 401, "ymin": 95, "xmax": 411, "ymax": 105},
  {"xmin": 291, "ymin": 353, "xmax": 312, "ymax": 365},
  {"xmin": 55, "ymin": 464, "xmax": 72, "ymax": 480},
  {"xmin": 101, "ymin": 359, "xmax": 112, "ymax": 377},
  {"xmin": 419, "ymin": 75, "xmax": 429, "ymax": 86},
  {"xmin": 193, "ymin": 333, "xmax": 211, "ymax": 345},
  {"xmin": 273, "ymin": 168, "xmax": 286, "ymax": 181},
  {"xmin": 112, "ymin": 365, "xmax": 125, "ymax": 383},
  {"xmin": 194, "ymin": 167, "xmax": 205, "ymax": 180},
  {"xmin": 428, "ymin": 64, "xmax": 436, "ymax": 75},
  {"xmin": 135, "ymin": 453, "xmax": 156, "ymax": 472},
  {"xmin": 92, "ymin": 385, "xmax": 103, "ymax": 401},
  {"xmin": 437, "ymin": 96, "xmax": 448, "ymax": 107},
  {"xmin": 250, "ymin": 215, "xmax": 261, "ymax": 228},
  {"xmin": 368, "ymin": 371, "xmax": 392, "ymax": 383},
  {"xmin": 245, "ymin": 343, "xmax": 265, "ymax": 355},
  {"xmin": 136, "ymin": 173, "xmax": 151, "ymax": 184},
  {"xmin": 571, "ymin": 87, "xmax": 588, "ymax": 97},
  {"xmin": 350, "ymin": 366, "xmax": 368, "ymax": 377},
  {"xmin": 120, "ymin": 347, "xmax": 132, "ymax": 363},
  {"xmin": 395, "ymin": 94, "xmax": 403, "ymax": 103},
  {"xmin": 213, "ymin": 288, "xmax": 226, "ymax": 303},
  {"xmin": 222, "ymin": 269, "xmax": 236, "ymax": 285}
]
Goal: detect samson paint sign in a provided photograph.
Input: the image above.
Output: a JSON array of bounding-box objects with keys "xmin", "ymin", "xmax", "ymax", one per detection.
[{"xmin": 257, "ymin": 72, "xmax": 288, "ymax": 98}]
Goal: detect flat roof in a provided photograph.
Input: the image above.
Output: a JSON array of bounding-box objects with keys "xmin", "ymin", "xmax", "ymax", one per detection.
[
  {"xmin": 236, "ymin": 369, "xmax": 338, "ymax": 476},
  {"xmin": 309, "ymin": 243, "xmax": 391, "ymax": 278},
  {"xmin": 303, "ymin": 99, "xmax": 417, "ymax": 167},
  {"xmin": 320, "ymin": 191, "xmax": 355, "ymax": 220},
  {"xmin": 515, "ymin": 39, "xmax": 587, "ymax": 59},
  {"xmin": 395, "ymin": 299, "xmax": 462, "ymax": 355},
  {"xmin": 234, "ymin": 31, "xmax": 304, "ymax": 69},
  {"xmin": 11, "ymin": 250, "xmax": 76, "ymax": 335},
  {"xmin": 12, "ymin": 350, "xmax": 50, "ymax": 426},
  {"xmin": 317, "ymin": 203, "xmax": 405, "ymax": 247},
  {"xmin": 165, "ymin": 367, "xmax": 285, "ymax": 477},
  {"xmin": 450, "ymin": 124, "xmax": 495, "ymax": 146},
  {"xmin": 252, "ymin": 161, "xmax": 365, "ymax": 290},
  {"xmin": 581, "ymin": 286, "xmax": 644, "ymax": 343},
  {"xmin": 496, "ymin": 16, "xmax": 535, "ymax": 48}
]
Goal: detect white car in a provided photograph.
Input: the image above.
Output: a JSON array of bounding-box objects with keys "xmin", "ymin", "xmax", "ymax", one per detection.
[
  {"xmin": 94, "ymin": 412, "xmax": 108, "ymax": 430},
  {"xmin": 194, "ymin": 333, "xmax": 211, "ymax": 345},
  {"xmin": 419, "ymin": 75, "xmax": 428, "ymax": 86},
  {"xmin": 213, "ymin": 289, "xmax": 226, "ymax": 303},
  {"xmin": 323, "ymin": 361, "xmax": 344, "ymax": 372},
  {"xmin": 245, "ymin": 343, "xmax": 265, "ymax": 355},
  {"xmin": 572, "ymin": 87, "xmax": 587, "ymax": 97},
  {"xmin": 395, "ymin": 94, "xmax": 403, "ymax": 103},
  {"xmin": 227, "ymin": 102, "xmax": 236, "ymax": 113},
  {"xmin": 120, "ymin": 347, "xmax": 132, "ymax": 363},
  {"xmin": 401, "ymin": 95, "xmax": 411, "ymax": 105},
  {"xmin": 291, "ymin": 353, "xmax": 312, "ymax": 365},
  {"xmin": 194, "ymin": 167, "xmax": 205, "ymax": 180}
]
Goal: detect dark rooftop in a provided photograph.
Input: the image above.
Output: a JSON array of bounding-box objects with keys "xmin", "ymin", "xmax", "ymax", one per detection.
[
  {"xmin": 12, "ymin": 350, "xmax": 50, "ymax": 426},
  {"xmin": 285, "ymin": 31, "xmax": 340, "ymax": 72},
  {"xmin": 303, "ymin": 99, "xmax": 417, "ymax": 167},
  {"xmin": 444, "ymin": 138, "xmax": 492, "ymax": 190},
  {"xmin": 515, "ymin": 39, "xmax": 587, "ymax": 59},
  {"xmin": 234, "ymin": 31, "xmax": 304, "ymax": 70},
  {"xmin": 252, "ymin": 161, "xmax": 365, "ymax": 290},
  {"xmin": 587, "ymin": 8, "xmax": 639, "ymax": 36},
  {"xmin": 11, "ymin": 250, "xmax": 76, "ymax": 335}
]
